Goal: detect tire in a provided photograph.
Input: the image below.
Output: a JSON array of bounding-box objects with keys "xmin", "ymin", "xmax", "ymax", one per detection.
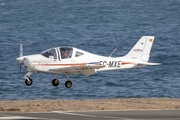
[
  {"xmin": 25, "ymin": 78, "xmax": 33, "ymax": 86},
  {"xmin": 52, "ymin": 79, "xmax": 59, "ymax": 86},
  {"xmin": 65, "ymin": 80, "xmax": 72, "ymax": 88}
]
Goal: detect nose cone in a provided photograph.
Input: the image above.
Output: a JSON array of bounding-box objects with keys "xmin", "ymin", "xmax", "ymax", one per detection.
[
  {"xmin": 16, "ymin": 56, "xmax": 24, "ymax": 62},
  {"xmin": 23, "ymin": 57, "xmax": 34, "ymax": 70}
]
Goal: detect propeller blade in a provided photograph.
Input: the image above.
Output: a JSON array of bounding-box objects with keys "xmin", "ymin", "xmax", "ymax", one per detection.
[
  {"xmin": 18, "ymin": 41, "xmax": 23, "ymax": 72},
  {"xmin": 20, "ymin": 41, "xmax": 23, "ymax": 57},
  {"xmin": 19, "ymin": 62, "xmax": 22, "ymax": 72}
]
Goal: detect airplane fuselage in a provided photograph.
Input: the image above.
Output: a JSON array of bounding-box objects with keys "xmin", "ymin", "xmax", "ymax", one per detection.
[{"xmin": 22, "ymin": 53, "xmax": 143, "ymax": 75}]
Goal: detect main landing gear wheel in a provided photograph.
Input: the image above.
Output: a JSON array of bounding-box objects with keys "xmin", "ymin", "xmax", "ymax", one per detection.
[
  {"xmin": 52, "ymin": 79, "xmax": 59, "ymax": 86},
  {"xmin": 25, "ymin": 78, "xmax": 33, "ymax": 86},
  {"xmin": 65, "ymin": 80, "xmax": 72, "ymax": 88}
]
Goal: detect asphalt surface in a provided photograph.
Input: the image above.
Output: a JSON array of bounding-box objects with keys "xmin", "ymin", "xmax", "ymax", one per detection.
[{"xmin": 0, "ymin": 110, "xmax": 180, "ymax": 120}]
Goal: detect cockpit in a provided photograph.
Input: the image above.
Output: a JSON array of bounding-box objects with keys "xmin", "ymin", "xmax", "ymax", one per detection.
[
  {"xmin": 59, "ymin": 47, "xmax": 73, "ymax": 59},
  {"xmin": 41, "ymin": 47, "xmax": 73, "ymax": 60}
]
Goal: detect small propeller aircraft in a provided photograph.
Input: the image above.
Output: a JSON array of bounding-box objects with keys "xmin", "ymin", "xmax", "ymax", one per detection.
[{"xmin": 16, "ymin": 36, "xmax": 161, "ymax": 88}]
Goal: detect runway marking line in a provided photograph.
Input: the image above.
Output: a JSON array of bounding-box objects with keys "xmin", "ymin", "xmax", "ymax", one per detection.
[
  {"xmin": 52, "ymin": 111, "xmax": 130, "ymax": 119},
  {"xmin": 0, "ymin": 116, "xmax": 44, "ymax": 120},
  {"xmin": 0, "ymin": 113, "xmax": 52, "ymax": 120},
  {"xmin": 53, "ymin": 109, "xmax": 179, "ymax": 112}
]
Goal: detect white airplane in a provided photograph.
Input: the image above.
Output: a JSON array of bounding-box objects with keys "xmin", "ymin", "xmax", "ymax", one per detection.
[{"xmin": 16, "ymin": 36, "xmax": 161, "ymax": 88}]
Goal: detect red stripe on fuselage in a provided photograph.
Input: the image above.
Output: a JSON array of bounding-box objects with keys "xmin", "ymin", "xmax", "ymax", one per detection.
[
  {"xmin": 32, "ymin": 63, "xmax": 87, "ymax": 66},
  {"xmin": 121, "ymin": 62, "xmax": 134, "ymax": 65}
]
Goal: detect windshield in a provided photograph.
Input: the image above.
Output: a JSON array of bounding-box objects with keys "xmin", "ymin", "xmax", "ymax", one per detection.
[{"xmin": 41, "ymin": 48, "xmax": 57, "ymax": 59}]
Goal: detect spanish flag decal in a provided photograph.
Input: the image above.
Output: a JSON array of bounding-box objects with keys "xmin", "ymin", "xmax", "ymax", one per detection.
[{"xmin": 149, "ymin": 39, "xmax": 153, "ymax": 42}]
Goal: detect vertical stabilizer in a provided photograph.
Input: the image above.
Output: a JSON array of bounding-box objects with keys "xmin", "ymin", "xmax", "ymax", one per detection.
[{"xmin": 124, "ymin": 36, "xmax": 155, "ymax": 62}]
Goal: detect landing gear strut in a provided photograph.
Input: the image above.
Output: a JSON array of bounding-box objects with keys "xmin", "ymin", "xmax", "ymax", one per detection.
[{"xmin": 65, "ymin": 73, "xmax": 72, "ymax": 88}]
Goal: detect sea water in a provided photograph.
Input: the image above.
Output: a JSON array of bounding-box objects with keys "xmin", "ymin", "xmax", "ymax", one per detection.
[{"xmin": 0, "ymin": 0, "xmax": 180, "ymax": 100}]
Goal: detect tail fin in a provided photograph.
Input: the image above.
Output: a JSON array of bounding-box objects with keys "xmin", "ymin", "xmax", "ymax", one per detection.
[{"xmin": 124, "ymin": 36, "xmax": 155, "ymax": 62}]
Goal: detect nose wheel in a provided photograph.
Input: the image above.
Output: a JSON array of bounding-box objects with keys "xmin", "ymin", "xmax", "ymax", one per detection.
[
  {"xmin": 24, "ymin": 72, "xmax": 33, "ymax": 86},
  {"xmin": 25, "ymin": 78, "xmax": 33, "ymax": 86}
]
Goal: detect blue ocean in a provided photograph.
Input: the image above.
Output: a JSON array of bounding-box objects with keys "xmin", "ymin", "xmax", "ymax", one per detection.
[{"xmin": 0, "ymin": 0, "xmax": 180, "ymax": 100}]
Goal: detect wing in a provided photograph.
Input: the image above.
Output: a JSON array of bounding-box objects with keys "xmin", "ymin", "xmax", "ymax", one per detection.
[{"xmin": 48, "ymin": 64, "xmax": 105, "ymax": 76}]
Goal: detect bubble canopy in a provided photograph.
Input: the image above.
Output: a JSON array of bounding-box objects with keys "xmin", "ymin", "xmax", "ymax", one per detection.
[{"xmin": 41, "ymin": 47, "xmax": 73, "ymax": 60}]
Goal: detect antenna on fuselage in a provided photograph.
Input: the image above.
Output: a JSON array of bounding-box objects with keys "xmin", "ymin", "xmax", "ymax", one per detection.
[{"xmin": 109, "ymin": 47, "xmax": 117, "ymax": 57}]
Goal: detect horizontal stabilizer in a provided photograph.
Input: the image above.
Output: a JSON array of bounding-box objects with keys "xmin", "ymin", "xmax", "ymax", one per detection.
[{"xmin": 137, "ymin": 62, "xmax": 161, "ymax": 66}]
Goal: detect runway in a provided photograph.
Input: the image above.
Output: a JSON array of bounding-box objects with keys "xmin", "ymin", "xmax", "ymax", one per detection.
[{"xmin": 0, "ymin": 110, "xmax": 180, "ymax": 120}]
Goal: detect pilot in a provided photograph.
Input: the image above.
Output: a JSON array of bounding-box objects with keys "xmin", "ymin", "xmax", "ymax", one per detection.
[{"xmin": 61, "ymin": 48, "xmax": 68, "ymax": 59}]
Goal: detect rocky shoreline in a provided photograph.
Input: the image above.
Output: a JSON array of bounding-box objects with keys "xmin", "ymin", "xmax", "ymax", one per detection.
[{"xmin": 0, "ymin": 98, "xmax": 180, "ymax": 112}]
